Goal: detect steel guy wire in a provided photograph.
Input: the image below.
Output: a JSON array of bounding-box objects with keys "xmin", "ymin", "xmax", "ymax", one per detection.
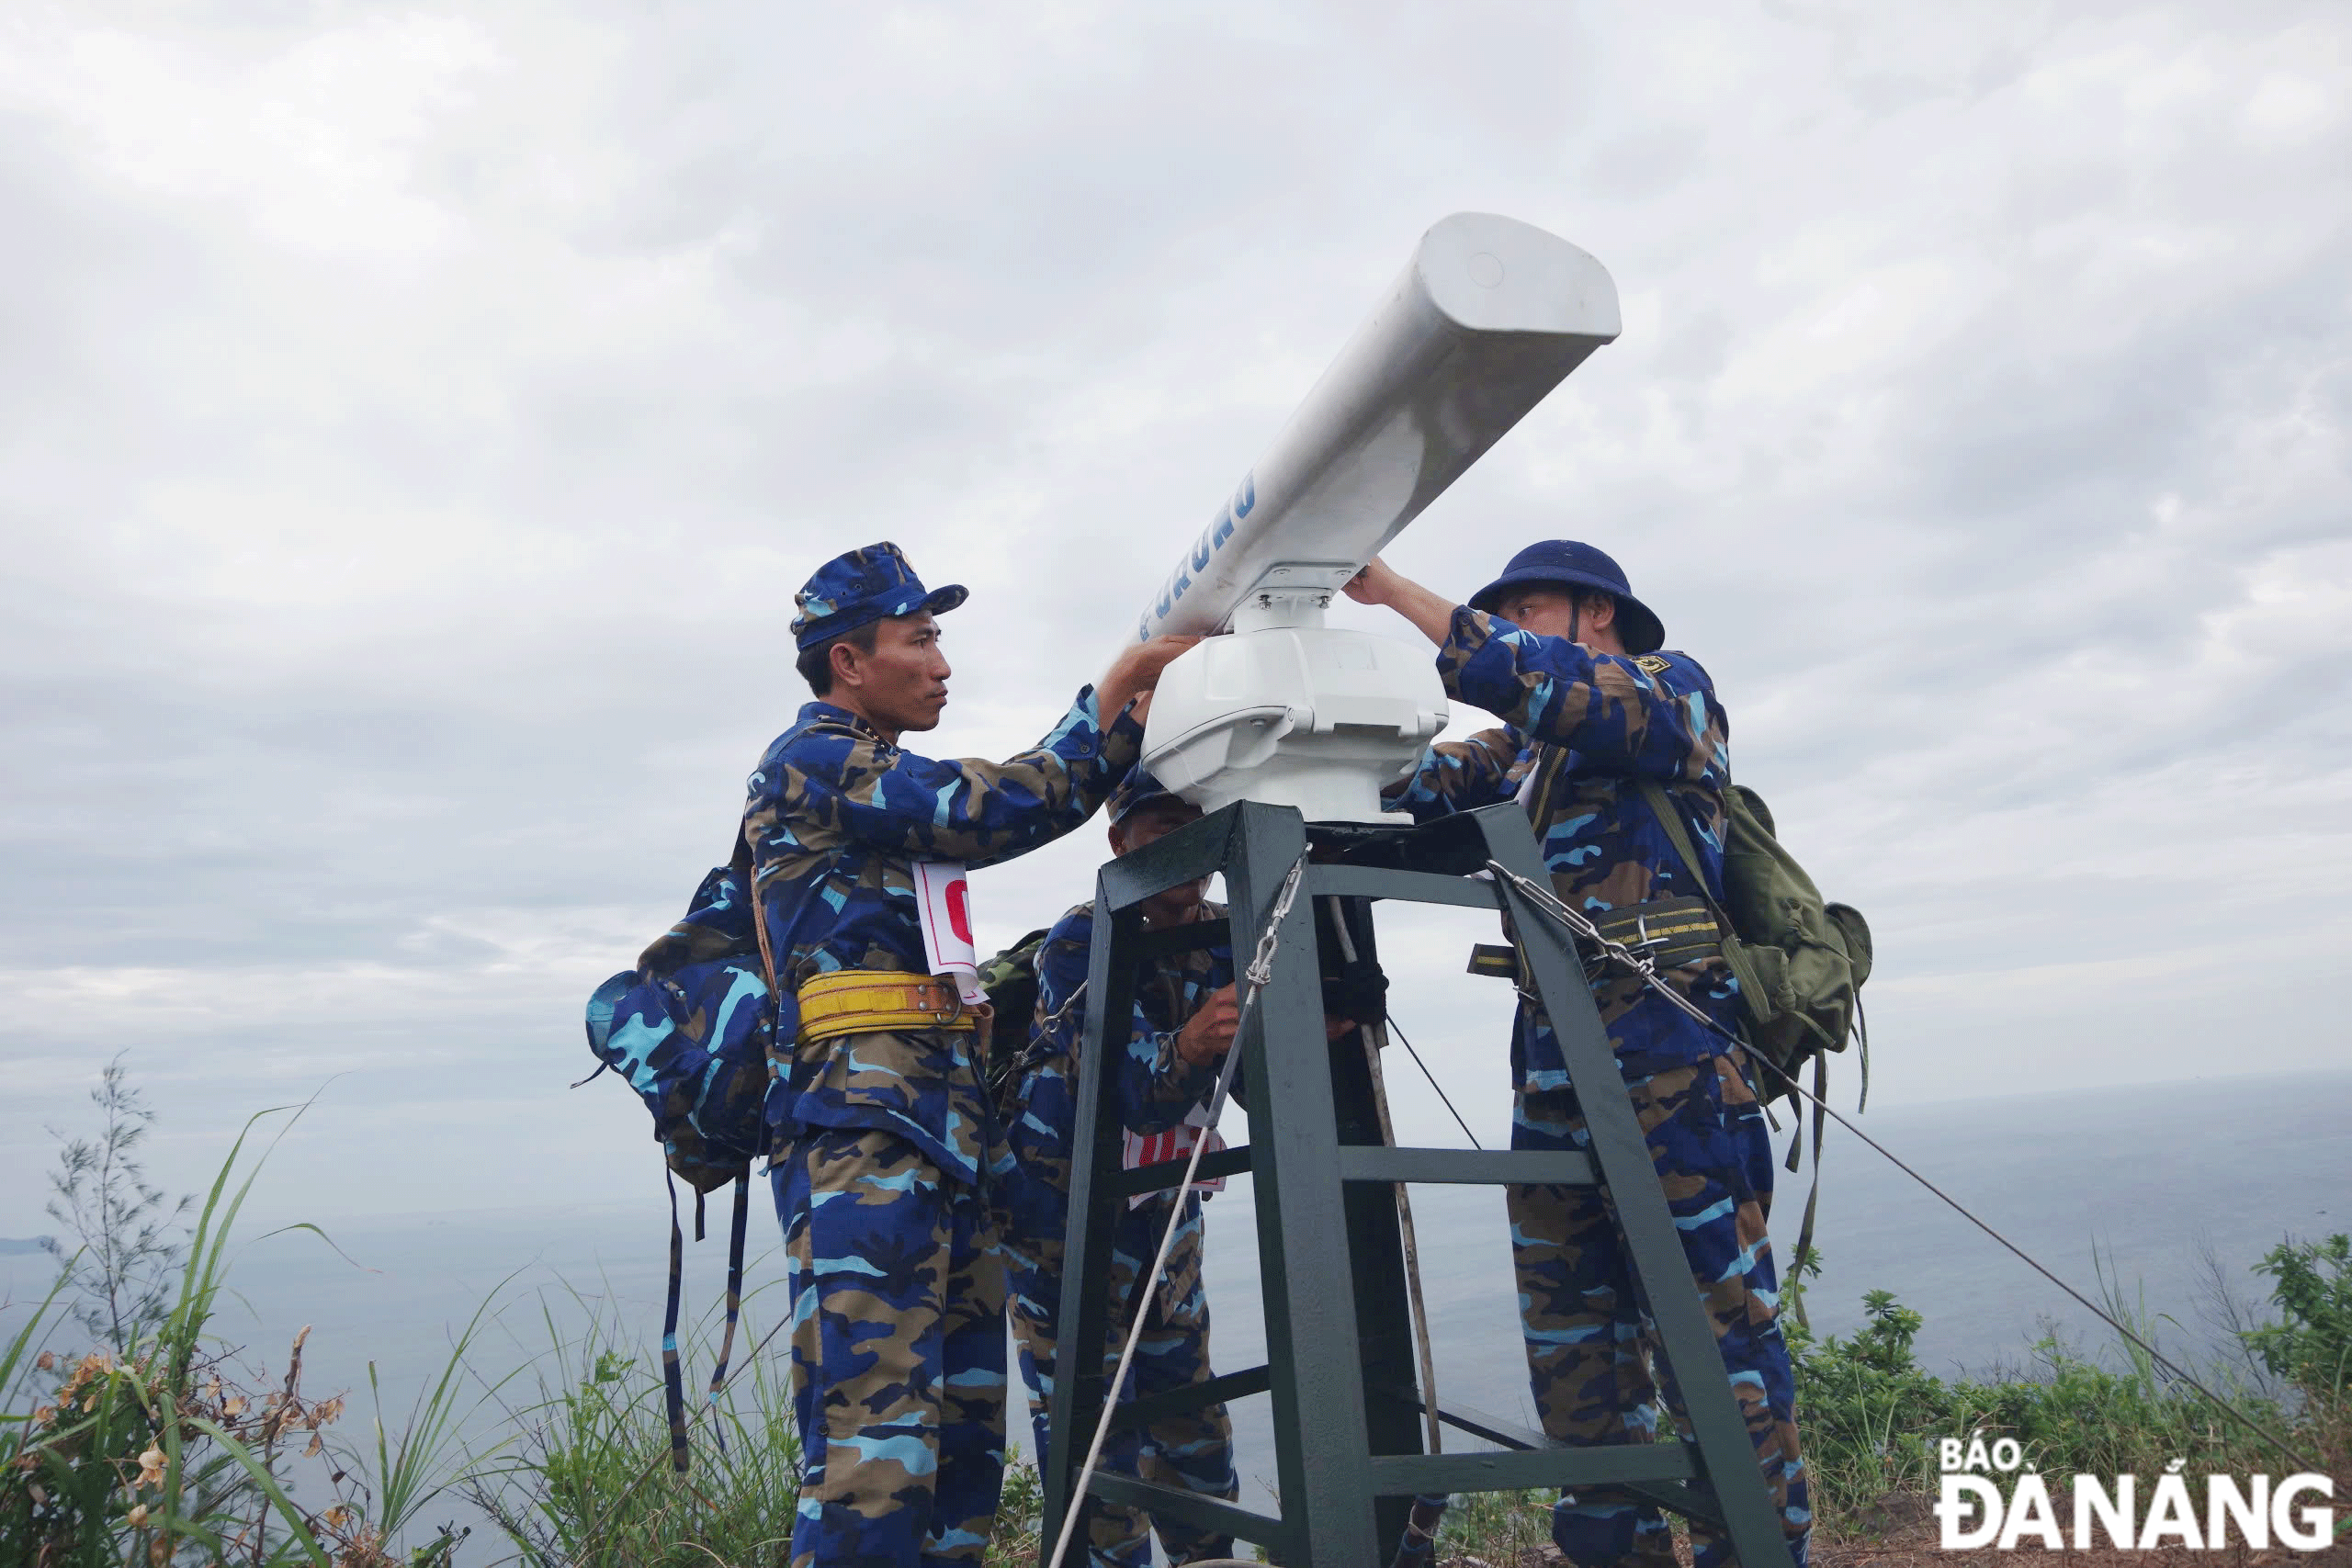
[
  {"xmin": 1483, "ymin": 857, "xmax": 2325, "ymax": 1479},
  {"xmin": 1379, "ymin": 1011, "xmax": 1482, "ymax": 1150},
  {"xmin": 1046, "ymin": 848, "xmax": 1312, "ymax": 1568}
]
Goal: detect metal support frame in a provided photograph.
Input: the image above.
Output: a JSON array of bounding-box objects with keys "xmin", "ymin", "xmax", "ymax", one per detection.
[{"xmin": 1039, "ymin": 800, "xmax": 1788, "ymax": 1567}]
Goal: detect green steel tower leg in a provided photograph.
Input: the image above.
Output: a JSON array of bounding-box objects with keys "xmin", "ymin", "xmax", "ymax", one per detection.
[
  {"xmin": 1221, "ymin": 803, "xmax": 1388, "ymax": 1566},
  {"xmin": 1484, "ymin": 805, "xmax": 1793, "ymax": 1566},
  {"xmin": 1036, "ymin": 800, "xmax": 1791, "ymax": 1568}
]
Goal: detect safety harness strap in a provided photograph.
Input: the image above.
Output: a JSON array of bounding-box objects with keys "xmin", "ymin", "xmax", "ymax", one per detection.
[{"xmin": 797, "ymin": 970, "xmax": 978, "ymax": 1041}]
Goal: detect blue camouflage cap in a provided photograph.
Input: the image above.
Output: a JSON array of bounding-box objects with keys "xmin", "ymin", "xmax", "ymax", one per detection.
[
  {"xmin": 1109, "ymin": 769, "xmax": 1194, "ymax": 826},
  {"xmin": 791, "ymin": 541, "xmax": 969, "ymax": 651}
]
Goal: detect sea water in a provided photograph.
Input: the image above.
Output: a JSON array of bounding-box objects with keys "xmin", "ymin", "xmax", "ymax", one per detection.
[{"xmin": 5, "ymin": 1070, "xmax": 2346, "ymax": 1562}]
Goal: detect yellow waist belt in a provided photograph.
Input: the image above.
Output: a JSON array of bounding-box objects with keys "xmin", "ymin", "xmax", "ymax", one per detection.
[{"xmin": 797, "ymin": 969, "xmax": 978, "ymax": 1043}]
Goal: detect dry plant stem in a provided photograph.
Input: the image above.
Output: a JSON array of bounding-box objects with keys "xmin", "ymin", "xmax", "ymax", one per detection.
[{"xmin": 251, "ymin": 1325, "xmax": 311, "ymax": 1566}]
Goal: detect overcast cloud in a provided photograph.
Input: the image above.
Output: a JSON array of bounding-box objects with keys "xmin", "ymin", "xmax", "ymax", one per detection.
[{"xmin": 2, "ymin": 0, "xmax": 2347, "ymax": 1227}]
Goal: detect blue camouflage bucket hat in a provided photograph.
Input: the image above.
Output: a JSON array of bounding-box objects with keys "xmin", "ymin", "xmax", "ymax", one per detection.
[
  {"xmin": 1110, "ymin": 769, "xmax": 1194, "ymax": 826},
  {"xmin": 791, "ymin": 541, "xmax": 968, "ymax": 650},
  {"xmin": 1467, "ymin": 539, "xmax": 1666, "ymax": 654}
]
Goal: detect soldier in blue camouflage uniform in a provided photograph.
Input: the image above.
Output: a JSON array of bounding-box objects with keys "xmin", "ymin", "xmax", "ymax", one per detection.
[
  {"xmin": 747, "ymin": 542, "xmax": 1196, "ymax": 1568},
  {"xmin": 1348, "ymin": 541, "xmax": 1809, "ymax": 1568},
  {"xmin": 994, "ymin": 773, "xmax": 1242, "ymax": 1567}
]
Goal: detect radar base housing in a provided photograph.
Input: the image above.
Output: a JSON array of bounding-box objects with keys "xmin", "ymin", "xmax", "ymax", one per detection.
[{"xmin": 1141, "ymin": 603, "xmax": 1445, "ymax": 825}]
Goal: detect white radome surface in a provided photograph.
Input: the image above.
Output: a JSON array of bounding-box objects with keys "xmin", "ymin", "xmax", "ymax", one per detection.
[{"xmin": 1138, "ymin": 212, "xmax": 1622, "ymax": 820}]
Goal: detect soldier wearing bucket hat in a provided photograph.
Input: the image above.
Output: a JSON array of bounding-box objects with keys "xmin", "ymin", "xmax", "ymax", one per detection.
[
  {"xmin": 1465, "ymin": 538, "xmax": 1667, "ymax": 654},
  {"xmin": 746, "ymin": 542, "xmax": 1198, "ymax": 1567},
  {"xmin": 1347, "ymin": 546, "xmax": 1811, "ymax": 1568},
  {"xmin": 994, "ymin": 768, "xmax": 1245, "ymax": 1566}
]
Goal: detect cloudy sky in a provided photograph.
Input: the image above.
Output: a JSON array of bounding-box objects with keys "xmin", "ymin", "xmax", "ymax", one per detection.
[{"xmin": 3, "ymin": 0, "xmax": 2347, "ymax": 1229}]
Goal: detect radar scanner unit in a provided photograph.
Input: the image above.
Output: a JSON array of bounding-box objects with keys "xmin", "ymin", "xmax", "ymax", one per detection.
[{"xmin": 1134, "ymin": 212, "xmax": 1623, "ymax": 823}]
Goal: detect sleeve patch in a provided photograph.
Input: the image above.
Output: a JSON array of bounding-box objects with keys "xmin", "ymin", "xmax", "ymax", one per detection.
[{"xmin": 1634, "ymin": 654, "xmax": 1672, "ymax": 675}]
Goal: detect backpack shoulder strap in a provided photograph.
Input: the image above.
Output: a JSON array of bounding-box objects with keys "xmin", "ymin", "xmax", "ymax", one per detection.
[
  {"xmin": 662, "ymin": 1171, "xmax": 690, "ymax": 1474},
  {"xmin": 1639, "ymin": 778, "xmax": 1785, "ymax": 1054},
  {"xmin": 705, "ymin": 1173, "xmax": 750, "ymax": 1456},
  {"xmin": 1637, "ymin": 779, "xmax": 1725, "ymax": 923},
  {"xmin": 736, "ymin": 825, "xmax": 782, "ymax": 1008}
]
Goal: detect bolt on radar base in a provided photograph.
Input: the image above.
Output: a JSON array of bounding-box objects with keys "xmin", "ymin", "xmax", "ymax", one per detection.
[{"xmin": 1134, "ymin": 211, "xmax": 1622, "ymax": 823}]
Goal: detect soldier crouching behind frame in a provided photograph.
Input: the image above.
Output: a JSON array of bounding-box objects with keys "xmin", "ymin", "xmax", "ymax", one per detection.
[
  {"xmin": 744, "ymin": 542, "xmax": 1194, "ymax": 1568},
  {"xmin": 1348, "ymin": 542, "xmax": 1811, "ymax": 1568},
  {"xmin": 991, "ymin": 773, "xmax": 1245, "ymax": 1568}
]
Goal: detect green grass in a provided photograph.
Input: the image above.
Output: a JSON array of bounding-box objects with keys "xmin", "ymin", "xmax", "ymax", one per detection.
[
  {"xmin": 1430, "ymin": 1483, "xmax": 1558, "ymax": 1562},
  {"xmin": 1, "ymin": 1104, "xmax": 479, "ymax": 1566},
  {"xmin": 458, "ymin": 1283, "xmax": 806, "ymax": 1568},
  {"xmin": 985, "ymin": 1456, "xmax": 1045, "ymax": 1568}
]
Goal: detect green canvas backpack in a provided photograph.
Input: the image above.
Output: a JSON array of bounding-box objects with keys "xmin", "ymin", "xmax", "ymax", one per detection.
[
  {"xmin": 1641, "ymin": 780, "xmax": 1873, "ymax": 1100},
  {"xmin": 977, "ymin": 927, "xmax": 1052, "ymax": 1106},
  {"xmin": 1643, "ymin": 779, "xmax": 1872, "ymax": 1283}
]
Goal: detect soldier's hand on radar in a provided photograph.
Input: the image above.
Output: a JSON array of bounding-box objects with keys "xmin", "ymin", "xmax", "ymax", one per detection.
[
  {"xmin": 1175, "ymin": 984, "xmax": 1241, "ymax": 1066},
  {"xmin": 1342, "ymin": 558, "xmax": 1402, "ymax": 606},
  {"xmin": 1099, "ymin": 635, "xmax": 1202, "ymax": 723},
  {"xmin": 1343, "ymin": 558, "xmax": 1455, "ymax": 647}
]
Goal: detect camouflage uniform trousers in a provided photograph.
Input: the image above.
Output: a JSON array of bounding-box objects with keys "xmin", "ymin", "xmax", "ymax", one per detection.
[
  {"xmin": 775, "ymin": 1125, "xmax": 1008, "ymax": 1568},
  {"xmin": 1510, "ymin": 1044, "xmax": 1810, "ymax": 1568},
  {"xmin": 1006, "ymin": 1199, "xmax": 1238, "ymax": 1567}
]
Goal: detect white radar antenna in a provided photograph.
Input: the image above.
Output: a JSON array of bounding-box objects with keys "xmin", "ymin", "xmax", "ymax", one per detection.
[{"xmin": 1132, "ymin": 212, "xmax": 1622, "ymax": 823}]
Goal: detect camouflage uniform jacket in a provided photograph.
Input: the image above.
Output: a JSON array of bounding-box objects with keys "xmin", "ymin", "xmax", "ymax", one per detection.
[
  {"xmin": 999, "ymin": 899, "xmax": 1233, "ymax": 1314},
  {"xmin": 745, "ymin": 689, "xmax": 1145, "ymax": 1184},
  {"xmin": 1388, "ymin": 606, "xmax": 1741, "ymax": 1085}
]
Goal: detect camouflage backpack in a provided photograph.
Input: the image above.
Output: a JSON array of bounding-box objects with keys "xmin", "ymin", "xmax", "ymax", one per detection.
[{"xmin": 579, "ymin": 839, "xmax": 775, "ymax": 1472}]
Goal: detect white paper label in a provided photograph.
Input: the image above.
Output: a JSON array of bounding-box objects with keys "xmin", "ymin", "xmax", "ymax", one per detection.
[{"xmin": 911, "ymin": 860, "xmax": 989, "ymax": 1007}]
